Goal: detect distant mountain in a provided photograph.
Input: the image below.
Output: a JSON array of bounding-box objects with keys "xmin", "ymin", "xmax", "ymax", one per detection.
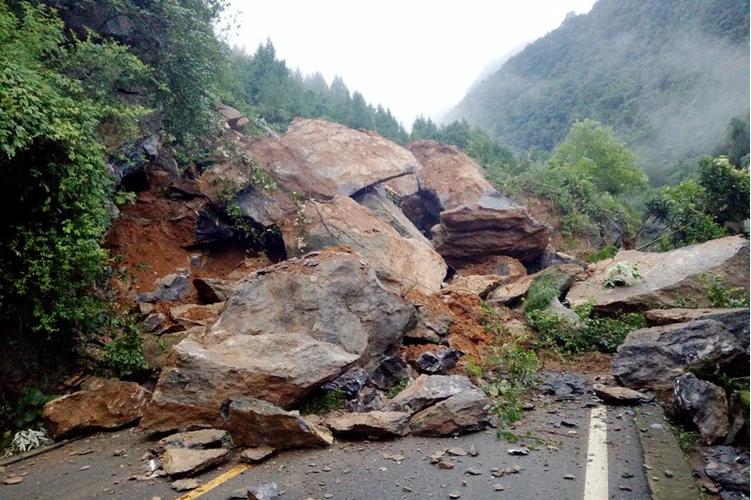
[{"xmin": 449, "ymin": 0, "xmax": 750, "ymax": 182}]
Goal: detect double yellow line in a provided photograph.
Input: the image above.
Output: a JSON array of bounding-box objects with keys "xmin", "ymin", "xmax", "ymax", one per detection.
[{"xmin": 177, "ymin": 464, "xmax": 250, "ymax": 500}]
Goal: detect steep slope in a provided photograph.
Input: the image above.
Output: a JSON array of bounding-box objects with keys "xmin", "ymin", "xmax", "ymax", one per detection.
[{"xmin": 450, "ymin": 0, "xmax": 750, "ymax": 181}]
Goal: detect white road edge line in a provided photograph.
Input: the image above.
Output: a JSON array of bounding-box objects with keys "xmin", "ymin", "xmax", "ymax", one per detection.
[{"xmin": 584, "ymin": 405, "xmax": 609, "ymax": 500}]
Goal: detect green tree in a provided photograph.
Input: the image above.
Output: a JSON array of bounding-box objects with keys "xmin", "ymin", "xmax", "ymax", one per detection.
[
  {"xmin": 550, "ymin": 119, "xmax": 648, "ymax": 195},
  {"xmin": 0, "ymin": 2, "xmax": 149, "ymax": 337},
  {"xmin": 698, "ymin": 156, "xmax": 750, "ymax": 226}
]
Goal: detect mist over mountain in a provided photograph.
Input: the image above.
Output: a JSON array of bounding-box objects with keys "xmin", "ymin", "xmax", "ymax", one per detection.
[{"xmin": 449, "ymin": 0, "xmax": 750, "ymax": 182}]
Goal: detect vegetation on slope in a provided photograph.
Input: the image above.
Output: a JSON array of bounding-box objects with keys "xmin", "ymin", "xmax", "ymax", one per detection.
[{"xmin": 450, "ymin": 0, "xmax": 750, "ymax": 183}]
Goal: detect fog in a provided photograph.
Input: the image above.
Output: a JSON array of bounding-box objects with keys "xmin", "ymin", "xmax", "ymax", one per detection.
[{"xmin": 223, "ymin": 0, "xmax": 596, "ymax": 128}]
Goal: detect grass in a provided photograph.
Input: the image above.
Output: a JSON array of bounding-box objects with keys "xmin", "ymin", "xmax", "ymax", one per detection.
[
  {"xmin": 386, "ymin": 379, "xmax": 409, "ymax": 399},
  {"xmin": 667, "ymin": 417, "xmax": 701, "ymax": 454},
  {"xmin": 298, "ymin": 388, "xmax": 346, "ymax": 416},
  {"xmin": 470, "ymin": 304, "xmax": 542, "ymax": 435}
]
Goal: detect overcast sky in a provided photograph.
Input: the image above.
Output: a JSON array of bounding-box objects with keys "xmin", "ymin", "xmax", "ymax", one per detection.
[{"xmin": 223, "ymin": 1, "xmax": 597, "ymax": 128}]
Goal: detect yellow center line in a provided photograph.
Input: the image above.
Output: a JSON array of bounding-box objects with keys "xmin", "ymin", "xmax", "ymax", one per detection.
[{"xmin": 177, "ymin": 463, "xmax": 250, "ymax": 500}]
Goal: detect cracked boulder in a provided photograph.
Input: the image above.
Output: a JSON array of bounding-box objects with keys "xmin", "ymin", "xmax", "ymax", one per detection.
[
  {"xmin": 279, "ymin": 196, "xmax": 447, "ymax": 292},
  {"xmin": 140, "ymin": 333, "xmax": 358, "ymax": 434},
  {"xmin": 409, "ymin": 387, "xmax": 495, "ymax": 436},
  {"xmin": 568, "ymin": 236, "xmax": 749, "ymax": 313},
  {"xmin": 210, "ymin": 249, "xmax": 417, "ymax": 368},
  {"xmin": 613, "ymin": 317, "xmax": 747, "ymax": 391},
  {"xmin": 403, "ymin": 140, "xmax": 551, "ymax": 263},
  {"xmin": 246, "ymin": 118, "xmax": 420, "ymax": 199},
  {"xmin": 673, "ymin": 373, "xmax": 730, "ymax": 445},
  {"xmin": 388, "ymin": 374, "xmax": 476, "ymax": 413},
  {"xmin": 225, "ymin": 397, "xmax": 333, "ymax": 450}
]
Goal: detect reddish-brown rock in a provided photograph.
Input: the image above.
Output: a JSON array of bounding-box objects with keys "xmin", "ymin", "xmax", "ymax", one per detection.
[
  {"xmin": 247, "ymin": 118, "xmax": 420, "ymax": 199},
  {"xmin": 280, "ymin": 196, "xmax": 447, "ymax": 292},
  {"xmin": 43, "ymin": 378, "xmax": 150, "ymax": 438},
  {"xmin": 404, "ymin": 141, "xmax": 551, "ymax": 263}
]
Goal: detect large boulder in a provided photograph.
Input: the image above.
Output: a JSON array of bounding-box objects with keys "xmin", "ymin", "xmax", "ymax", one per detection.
[
  {"xmin": 409, "ymin": 388, "xmax": 495, "ymax": 436},
  {"xmin": 140, "ymin": 333, "xmax": 357, "ymax": 433},
  {"xmin": 325, "ymin": 411, "xmax": 411, "ymax": 439},
  {"xmin": 673, "ymin": 373, "xmax": 729, "ymax": 445},
  {"xmin": 279, "ymin": 196, "xmax": 447, "ymax": 292},
  {"xmin": 403, "ymin": 140, "xmax": 551, "ymax": 263},
  {"xmin": 210, "ymin": 250, "xmax": 417, "ymax": 367},
  {"xmin": 388, "ymin": 374, "xmax": 476, "ymax": 413},
  {"xmin": 612, "ymin": 317, "xmax": 748, "ymax": 391},
  {"xmin": 246, "ymin": 118, "xmax": 420, "ymax": 200},
  {"xmin": 225, "ymin": 397, "xmax": 333, "ymax": 450},
  {"xmin": 353, "ymin": 185, "xmax": 430, "ymax": 243},
  {"xmin": 568, "ymin": 236, "xmax": 750, "ymax": 313},
  {"xmin": 43, "ymin": 379, "xmax": 150, "ymax": 438},
  {"xmin": 644, "ymin": 308, "xmax": 748, "ymax": 327}
]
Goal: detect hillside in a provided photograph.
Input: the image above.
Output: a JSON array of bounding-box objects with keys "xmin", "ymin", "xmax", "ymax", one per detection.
[{"xmin": 449, "ymin": 0, "xmax": 750, "ymax": 183}]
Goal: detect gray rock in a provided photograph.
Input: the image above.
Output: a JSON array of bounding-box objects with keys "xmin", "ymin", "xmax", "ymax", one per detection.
[
  {"xmin": 414, "ymin": 349, "xmax": 463, "ymax": 375},
  {"xmin": 371, "ymin": 356, "xmax": 412, "ymax": 390},
  {"xmin": 347, "ymin": 386, "xmax": 385, "ymax": 413},
  {"xmin": 613, "ymin": 319, "xmax": 747, "ymax": 391},
  {"xmin": 674, "ymin": 373, "xmax": 730, "ymax": 445},
  {"xmin": 702, "ymin": 446, "xmax": 750, "ymax": 494},
  {"xmin": 321, "ymin": 368, "xmax": 370, "ymax": 399},
  {"xmin": 568, "ymin": 236, "xmax": 749, "ymax": 313},
  {"xmin": 171, "ymin": 478, "xmax": 200, "ymax": 491},
  {"xmin": 157, "ymin": 429, "xmax": 232, "ymax": 451},
  {"xmin": 538, "ymin": 372, "xmax": 587, "ymax": 400},
  {"xmin": 225, "ymin": 397, "xmax": 333, "ymax": 450},
  {"xmin": 326, "ymin": 411, "xmax": 411, "ymax": 439},
  {"xmin": 137, "ymin": 272, "xmax": 190, "ymax": 303},
  {"xmin": 389, "ymin": 374, "xmax": 476, "ymax": 413},
  {"xmin": 144, "ymin": 313, "xmax": 166, "ymax": 332},
  {"xmin": 248, "ymin": 482, "xmax": 279, "ymax": 500},
  {"xmin": 593, "ymin": 384, "xmax": 650, "ymax": 405},
  {"xmin": 161, "ymin": 447, "xmax": 229, "ymax": 477},
  {"xmin": 195, "ymin": 205, "xmax": 237, "ymax": 246},
  {"xmin": 410, "ymin": 388, "xmax": 496, "ymax": 436},
  {"xmin": 210, "ymin": 251, "xmax": 416, "ymax": 369},
  {"xmin": 240, "ymin": 446, "xmax": 275, "ymax": 463}
]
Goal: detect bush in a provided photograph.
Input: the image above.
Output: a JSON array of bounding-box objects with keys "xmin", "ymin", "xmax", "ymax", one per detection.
[
  {"xmin": 527, "ymin": 304, "xmax": 645, "ymax": 354},
  {"xmin": 0, "ymin": 3, "xmax": 148, "ymax": 339},
  {"xmin": 586, "ymin": 244, "xmax": 618, "ymax": 263}
]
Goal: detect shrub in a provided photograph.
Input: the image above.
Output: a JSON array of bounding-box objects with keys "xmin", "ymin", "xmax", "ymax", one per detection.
[
  {"xmin": 299, "ymin": 389, "xmax": 346, "ymax": 416},
  {"xmin": 586, "ymin": 244, "xmax": 618, "ymax": 263},
  {"xmin": 602, "ymin": 262, "xmax": 642, "ymax": 287},
  {"xmin": 0, "ymin": 3, "xmax": 149, "ymax": 339},
  {"xmin": 702, "ymin": 275, "xmax": 749, "ymax": 308},
  {"xmin": 527, "ymin": 305, "xmax": 645, "ymax": 354}
]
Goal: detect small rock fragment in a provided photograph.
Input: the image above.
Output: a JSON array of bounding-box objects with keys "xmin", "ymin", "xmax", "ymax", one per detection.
[
  {"xmin": 248, "ymin": 482, "xmax": 279, "ymax": 500},
  {"xmin": 507, "ymin": 447, "xmax": 529, "ymax": 456},
  {"xmin": 171, "ymin": 478, "xmax": 200, "ymax": 491},
  {"xmin": 240, "ymin": 446, "xmax": 275, "ymax": 463},
  {"xmin": 563, "ymin": 474, "xmax": 576, "ymax": 480},
  {"xmin": 446, "ymin": 447, "xmax": 467, "ymax": 457}
]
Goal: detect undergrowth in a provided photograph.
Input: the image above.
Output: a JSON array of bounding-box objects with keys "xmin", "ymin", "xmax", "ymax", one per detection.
[
  {"xmin": 298, "ymin": 388, "xmax": 346, "ymax": 416},
  {"xmin": 527, "ymin": 302, "xmax": 645, "ymax": 354},
  {"xmin": 470, "ymin": 304, "xmax": 541, "ymax": 434},
  {"xmin": 387, "ymin": 379, "xmax": 409, "ymax": 399}
]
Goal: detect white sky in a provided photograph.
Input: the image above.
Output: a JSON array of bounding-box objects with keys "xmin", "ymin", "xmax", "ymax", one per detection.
[{"xmin": 223, "ymin": 1, "xmax": 597, "ymax": 128}]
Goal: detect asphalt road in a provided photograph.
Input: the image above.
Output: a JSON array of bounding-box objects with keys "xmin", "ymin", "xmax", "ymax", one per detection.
[{"xmin": 0, "ymin": 392, "xmax": 664, "ymax": 500}]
